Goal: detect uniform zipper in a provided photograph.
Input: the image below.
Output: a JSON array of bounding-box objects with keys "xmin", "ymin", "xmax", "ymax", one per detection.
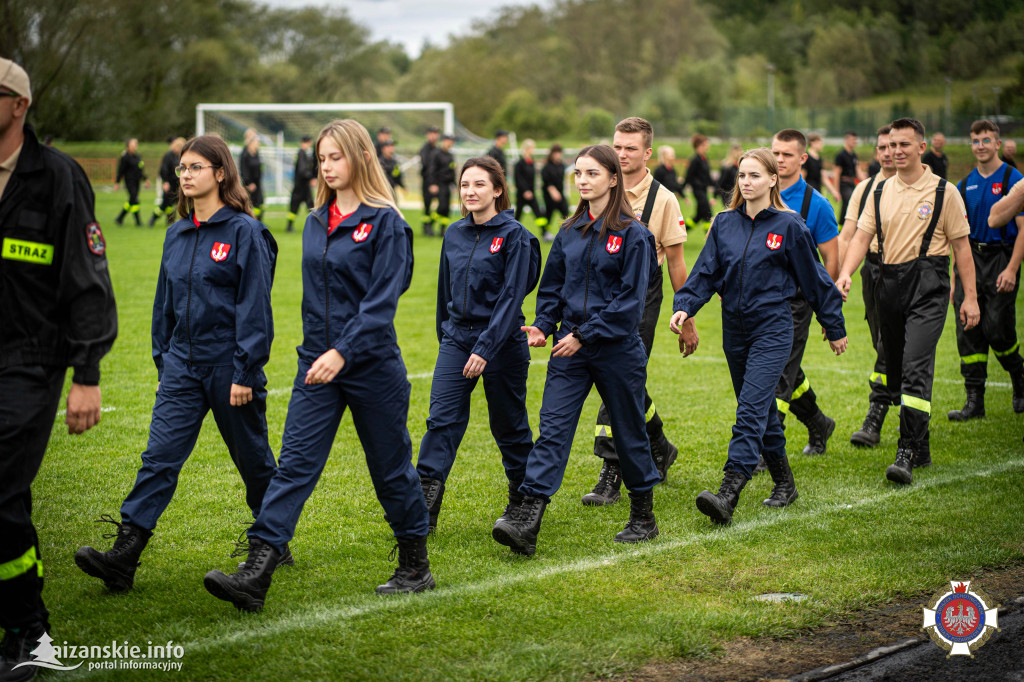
[
  {"xmin": 322, "ymin": 221, "xmax": 331, "ymax": 348},
  {"xmin": 463, "ymin": 229, "xmax": 481, "ymax": 317},
  {"xmin": 736, "ymin": 216, "xmax": 756, "ymax": 333},
  {"xmin": 186, "ymin": 229, "xmax": 199, "ymax": 364},
  {"xmin": 582, "ymin": 230, "xmax": 596, "ymax": 319}
]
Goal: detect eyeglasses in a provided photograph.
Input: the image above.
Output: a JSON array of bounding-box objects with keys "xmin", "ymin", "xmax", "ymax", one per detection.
[
  {"xmin": 174, "ymin": 163, "xmax": 219, "ymax": 177},
  {"xmin": 970, "ymin": 138, "xmax": 996, "ymax": 147}
]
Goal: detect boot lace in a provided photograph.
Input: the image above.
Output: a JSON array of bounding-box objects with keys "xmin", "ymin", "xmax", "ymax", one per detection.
[
  {"xmin": 94, "ymin": 514, "xmax": 138, "ymax": 556},
  {"xmin": 230, "ymin": 529, "xmax": 270, "ymax": 575},
  {"xmin": 894, "ymin": 448, "xmax": 913, "ymax": 468},
  {"xmin": 591, "ymin": 464, "xmax": 621, "ymax": 497}
]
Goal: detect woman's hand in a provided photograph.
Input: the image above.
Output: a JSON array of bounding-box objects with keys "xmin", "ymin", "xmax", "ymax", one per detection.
[
  {"xmin": 828, "ymin": 336, "xmax": 848, "ymax": 356},
  {"xmin": 522, "ymin": 326, "xmax": 547, "ymax": 347},
  {"xmin": 551, "ymin": 333, "xmax": 582, "ymax": 357},
  {"xmin": 230, "ymin": 383, "xmax": 253, "ymax": 406},
  {"xmin": 668, "ymin": 310, "xmax": 688, "ymax": 334},
  {"xmin": 463, "ymin": 353, "xmax": 487, "ymax": 379},
  {"xmin": 306, "ymin": 349, "xmax": 345, "ymax": 385}
]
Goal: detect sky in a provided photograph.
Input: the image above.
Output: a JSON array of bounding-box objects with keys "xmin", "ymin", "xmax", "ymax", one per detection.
[{"xmin": 264, "ymin": 0, "xmax": 556, "ymax": 57}]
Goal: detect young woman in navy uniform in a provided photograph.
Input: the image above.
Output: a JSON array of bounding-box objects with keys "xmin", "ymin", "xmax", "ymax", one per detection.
[
  {"xmin": 415, "ymin": 156, "xmax": 541, "ymax": 532},
  {"xmin": 204, "ymin": 119, "xmax": 433, "ymax": 611},
  {"xmin": 75, "ymin": 135, "xmax": 280, "ymax": 592},
  {"xmin": 492, "ymin": 144, "xmax": 661, "ymax": 557},
  {"xmin": 670, "ymin": 148, "xmax": 847, "ymax": 525}
]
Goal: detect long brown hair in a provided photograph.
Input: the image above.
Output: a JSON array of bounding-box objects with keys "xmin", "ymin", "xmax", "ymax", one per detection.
[
  {"xmin": 176, "ymin": 135, "xmax": 254, "ymax": 219},
  {"xmin": 563, "ymin": 144, "xmax": 633, "ymax": 237},
  {"xmin": 314, "ymin": 119, "xmax": 400, "ymax": 214},
  {"xmin": 727, "ymin": 147, "xmax": 791, "ymax": 212},
  {"xmin": 458, "ymin": 156, "xmax": 510, "ymax": 217}
]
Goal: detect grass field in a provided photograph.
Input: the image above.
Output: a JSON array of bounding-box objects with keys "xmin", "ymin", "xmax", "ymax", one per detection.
[{"xmin": 34, "ymin": 185, "xmax": 1024, "ymax": 680}]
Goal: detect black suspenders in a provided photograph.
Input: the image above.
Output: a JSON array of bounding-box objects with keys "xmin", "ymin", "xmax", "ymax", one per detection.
[
  {"xmin": 800, "ymin": 184, "xmax": 813, "ymax": 221},
  {"xmin": 640, "ymin": 178, "xmax": 661, "ymax": 227},
  {"xmin": 857, "ymin": 174, "xmax": 877, "ymax": 219},
  {"xmin": 873, "ymin": 177, "xmax": 949, "ymax": 264}
]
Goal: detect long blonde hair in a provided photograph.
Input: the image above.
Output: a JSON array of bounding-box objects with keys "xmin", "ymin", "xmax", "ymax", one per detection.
[
  {"xmin": 728, "ymin": 147, "xmax": 791, "ymax": 212},
  {"xmin": 314, "ymin": 119, "xmax": 400, "ymax": 214}
]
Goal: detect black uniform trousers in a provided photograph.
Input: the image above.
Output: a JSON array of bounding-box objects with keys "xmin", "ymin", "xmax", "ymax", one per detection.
[
  {"xmin": 545, "ymin": 196, "xmax": 569, "ymax": 227},
  {"xmin": 594, "ymin": 266, "xmax": 670, "ymax": 461},
  {"xmin": 875, "ymin": 256, "xmax": 950, "ymax": 456},
  {"xmin": 0, "ymin": 365, "xmax": 64, "ymax": 631},
  {"xmin": 123, "ymin": 180, "xmax": 141, "ymax": 213},
  {"xmin": 433, "ymin": 184, "xmax": 452, "ymax": 232},
  {"xmin": 515, "ymin": 192, "xmax": 545, "ymax": 226},
  {"xmin": 861, "ymin": 253, "xmax": 890, "ymax": 403},
  {"xmin": 693, "ymin": 187, "xmax": 713, "ymax": 224},
  {"xmin": 839, "ymin": 182, "xmax": 856, "ymax": 228},
  {"xmin": 157, "ymin": 186, "xmax": 178, "ymax": 219},
  {"xmin": 422, "ymin": 184, "xmax": 437, "ymax": 231},
  {"xmin": 773, "ymin": 294, "xmax": 823, "ymax": 425},
  {"xmin": 288, "ymin": 185, "xmax": 314, "ymax": 220},
  {"xmin": 954, "ymin": 243, "xmax": 1023, "ymax": 387}
]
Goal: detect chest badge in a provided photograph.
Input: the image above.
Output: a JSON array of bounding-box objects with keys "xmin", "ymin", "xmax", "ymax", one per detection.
[
  {"xmin": 766, "ymin": 233, "xmax": 783, "ymax": 250},
  {"xmin": 992, "ymin": 182, "xmax": 1003, "ymax": 195},
  {"xmin": 86, "ymin": 223, "xmax": 106, "ymax": 256},
  {"xmin": 606, "ymin": 234, "xmax": 623, "ymax": 254},
  {"xmin": 490, "ymin": 236, "xmax": 504, "ymax": 253},
  {"xmin": 211, "ymin": 242, "xmax": 231, "ymax": 262},
  {"xmin": 353, "ymin": 223, "xmax": 373, "ymax": 242}
]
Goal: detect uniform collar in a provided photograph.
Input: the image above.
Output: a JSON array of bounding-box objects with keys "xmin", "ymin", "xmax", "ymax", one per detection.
[
  {"xmin": 10, "ymin": 124, "xmax": 44, "ymax": 176},
  {"xmin": 312, "ymin": 199, "xmax": 380, "ymax": 230},
  {"xmin": 625, "ymin": 169, "xmax": 653, "ymax": 200},
  {"xmin": 894, "ymin": 165, "xmax": 934, "ymax": 192},
  {"xmin": 780, "ymin": 174, "xmax": 807, "ymax": 199},
  {"xmin": 462, "ymin": 208, "xmax": 514, "ymax": 230},
  {"xmin": 176, "ymin": 205, "xmax": 238, "ymax": 232}
]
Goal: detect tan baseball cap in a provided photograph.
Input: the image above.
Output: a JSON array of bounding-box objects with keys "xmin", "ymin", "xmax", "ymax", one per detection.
[{"xmin": 0, "ymin": 58, "xmax": 32, "ymax": 105}]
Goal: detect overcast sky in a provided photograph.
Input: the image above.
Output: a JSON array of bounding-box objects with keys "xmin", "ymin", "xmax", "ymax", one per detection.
[{"xmin": 265, "ymin": 0, "xmax": 556, "ymax": 57}]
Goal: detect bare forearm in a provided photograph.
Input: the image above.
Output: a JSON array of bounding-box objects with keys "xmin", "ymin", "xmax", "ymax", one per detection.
[{"xmin": 988, "ymin": 184, "xmax": 1024, "ymax": 228}]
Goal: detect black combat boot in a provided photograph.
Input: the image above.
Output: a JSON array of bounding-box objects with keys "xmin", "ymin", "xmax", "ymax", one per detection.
[
  {"xmin": 497, "ymin": 480, "xmax": 524, "ymax": 525},
  {"xmin": 581, "ymin": 461, "xmax": 622, "ymax": 506},
  {"xmin": 651, "ymin": 437, "xmax": 679, "ymax": 483},
  {"xmin": 762, "ymin": 455, "xmax": 798, "ymax": 507},
  {"xmin": 375, "ymin": 536, "xmax": 435, "ymax": 595},
  {"xmin": 1011, "ymin": 369, "xmax": 1024, "ymax": 414},
  {"xmin": 235, "ymin": 525, "xmax": 294, "ymax": 570},
  {"xmin": 114, "ymin": 208, "xmax": 127, "ymax": 225},
  {"xmin": 802, "ymin": 411, "xmax": 835, "ymax": 455},
  {"xmin": 614, "ymin": 489, "xmax": 659, "ymax": 543},
  {"xmin": 492, "ymin": 495, "xmax": 547, "ymax": 556},
  {"xmin": 850, "ymin": 402, "xmax": 889, "ymax": 447},
  {"xmin": 947, "ymin": 386, "xmax": 985, "ymax": 421},
  {"xmin": 885, "ymin": 445, "xmax": 914, "ymax": 485},
  {"xmin": 912, "ymin": 445, "xmax": 932, "ymax": 469},
  {"xmin": 420, "ymin": 477, "xmax": 445, "ymax": 533},
  {"xmin": 695, "ymin": 468, "xmax": 748, "ymax": 525},
  {"xmin": 0, "ymin": 622, "xmax": 47, "ymax": 682},
  {"xmin": 74, "ymin": 515, "xmax": 152, "ymax": 592},
  {"xmin": 148, "ymin": 212, "xmax": 158, "ymax": 227},
  {"xmin": 203, "ymin": 537, "xmax": 280, "ymax": 612}
]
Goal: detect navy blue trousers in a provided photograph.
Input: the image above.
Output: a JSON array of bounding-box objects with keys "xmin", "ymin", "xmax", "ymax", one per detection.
[
  {"xmin": 520, "ymin": 333, "xmax": 660, "ymax": 500},
  {"xmin": 722, "ymin": 310, "xmax": 794, "ymax": 479},
  {"xmin": 249, "ymin": 351, "xmax": 429, "ymax": 551},
  {"xmin": 120, "ymin": 352, "xmax": 276, "ymax": 530},
  {"xmin": 417, "ymin": 326, "xmax": 533, "ymax": 485}
]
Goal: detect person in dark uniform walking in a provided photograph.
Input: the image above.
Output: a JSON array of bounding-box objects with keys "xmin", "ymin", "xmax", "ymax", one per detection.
[
  {"xmin": 416, "ymin": 156, "xmax": 541, "ymax": 531},
  {"xmin": 487, "ymin": 129, "xmax": 509, "ymax": 178},
  {"xmin": 75, "ymin": 134, "xmax": 280, "ymax": 594},
  {"xmin": 286, "ymin": 135, "xmax": 317, "ymax": 232},
  {"xmin": 239, "ymin": 129, "xmax": 263, "ymax": 220},
  {"xmin": 833, "ymin": 130, "xmax": 862, "ymax": 224},
  {"xmin": 114, "ymin": 137, "xmax": 149, "ymax": 226},
  {"xmin": 419, "ymin": 125, "xmax": 440, "ymax": 236},
  {"xmin": 683, "ymin": 134, "xmax": 714, "ymax": 231},
  {"xmin": 492, "ymin": 144, "xmax": 661, "ymax": 557},
  {"xmin": 513, "ymin": 139, "xmax": 549, "ymax": 234},
  {"xmin": 717, "ymin": 142, "xmax": 742, "ymax": 203},
  {"xmin": 670, "ymin": 147, "xmax": 847, "ymax": 525},
  {"xmin": 429, "ymin": 133, "xmax": 457, "ymax": 234},
  {"xmin": 374, "ymin": 126, "xmax": 392, "ymax": 158},
  {"xmin": 839, "ymin": 117, "xmax": 980, "ymax": 486},
  {"xmin": 0, "ymin": 59, "xmax": 117, "ymax": 678},
  {"xmin": 203, "ymin": 119, "xmax": 433, "ymax": 609},
  {"xmin": 652, "ymin": 145, "xmax": 684, "ymax": 196},
  {"xmin": 379, "ymin": 138, "xmax": 404, "ymax": 199},
  {"xmin": 541, "ymin": 143, "xmax": 567, "ymax": 241},
  {"xmin": 150, "ymin": 137, "xmax": 184, "ymax": 227},
  {"xmin": 947, "ymin": 119, "xmax": 1024, "ymax": 419},
  {"xmin": 922, "ymin": 132, "xmax": 949, "ymax": 180}
]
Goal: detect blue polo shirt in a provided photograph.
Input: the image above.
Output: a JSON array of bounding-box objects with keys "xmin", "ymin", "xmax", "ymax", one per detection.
[
  {"xmin": 959, "ymin": 163, "xmax": 1023, "ymax": 243},
  {"xmin": 780, "ymin": 175, "xmax": 839, "ymax": 246}
]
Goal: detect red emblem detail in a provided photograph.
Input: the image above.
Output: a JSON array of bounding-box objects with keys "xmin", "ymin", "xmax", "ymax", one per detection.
[
  {"xmin": 210, "ymin": 242, "xmax": 231, "ymax": 262},
  {"xmin": 352, "ymin": 222, "xmax": 373, "ymax": 242},
  {"xmin": 606, "ymin": 235, "xmax": 623, "ymax": 254},
  {"xmin": 766, "ymin": 233, "xmax": 783, "ymax": 250},
  {"xmin": 992, "ymin": 183, "xmax": 1003, "ymax": 195},
  {"xmin": 86, "ymin": 222, "xmax": 106, "ymax": 256},
  {"xmin": 953, "ymin": 582, "xmax": 969, "ymax": 593},
  {"xmin": 941, "ymin": 598, "xmax": 980, "ymax": 638},
  {"xmin": 490, "ymin": 236, "xmax": 504, "ymax": 253}
]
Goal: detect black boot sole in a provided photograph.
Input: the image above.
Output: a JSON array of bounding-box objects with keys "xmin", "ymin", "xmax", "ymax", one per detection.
[
  {"xmin": 849, "ymin": 429, "xmax": 880, "ymax": 447},
  {"xmin": 763, "ymin": 489, "xmax": 798, "ymax": 507},
  {"xmin": 696, "ymin": 491, "xmax": 734, "ymax": 525},
  {"xmin": 491, "ymin": 522, "xmax": 536, "ymax": 556},
  {"xmin": 885, "ymin": 465, "xmax": 913, "ymax": 485},
  {"xmin": 203, "ymin": 571, "xmax": 265, "ymax": 612},
  {"xmin": 581, "ymin": 490, "xmax": 621, "ymax": 506},
  {"xmin": 614, "ymin": 524, "xmax": 659, "ymax": 543},
  {"xmin": 947, "ymin": 410, "xmax": 984, "ymax": 421},
  {"xmin": 375, "ymin": 571, "xmax": 436, "ymax": 595},
  {"xmin": 74, "ymin": 547, "xmax": 135, "ymax": 592}
]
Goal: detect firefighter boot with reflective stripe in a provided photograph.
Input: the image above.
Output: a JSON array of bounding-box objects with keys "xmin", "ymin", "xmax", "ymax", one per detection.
[
  {"xmin": 1012, "ymin": 370, "xmax": 1024, "ymax": 414},
  {"xmin": 0, "ymin": 622, "xmax": 47, "ymax": 682},
  {"xmin": 885, "ymin": 446, "xmax": 914, "ymax": 485},
  {"xmin": 947, "ymin": 387, "xmax": 985, "ymax": 421},
  {"xmin": 492, "ymin": 495, "xmax": 547, "ymax": 556},
  {"xmin": 375, "ymin": 536, "xmax": 435, "ymax": 595},
  {"xmin": 802, "ymin": 411, "xmax": 835, "ymax": 455},
  {"xmin": 696, "ymin": 468, "xmax": 748, "ymax": 525},
  {"xmin": 421, "ymin": 477, "xmax": 445, "ymax": 533},
  {"xmin": 651, "ymin": 437, "xmax": 679, "ymax": 483},
  {"xmin": 614, "ymin": 489, "xmax": 659, "ymax": 543},
  {"xmin": 74, "ymin": 515, "xmax": 152, "ymax": 592},
  {"xmin": 762, "ymin": 455, "xmax": 798, "ymax": 507},
  {"xmin": 850, "ymin": 402, "xmax": 889, "ymax": 447},
  {"xmin": 204, "ymin": 538, "xmax": 279, "ymax": 612},
  {"xmin": 581, "ymin": 462, "xmax": 622, "ymax": 506}
]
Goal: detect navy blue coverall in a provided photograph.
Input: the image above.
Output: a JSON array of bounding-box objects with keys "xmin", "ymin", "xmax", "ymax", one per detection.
[
  {"xmin": 120, "ymin": 206, "xmax": 278, "ymax": 530},
  {"xmin": 248, "ymin": 202, "xmax": 430, "ymax": 549},
  {"xmin": 520, "ymin": 215, "xmax": 662, "ymax": 501},
  {"xmin": 674, "ymin": 206, "xmax": 846, "ymax": 479},
  {"xmin": 417, "ymin": 209, "xmax": 541, "ymax": 487}
]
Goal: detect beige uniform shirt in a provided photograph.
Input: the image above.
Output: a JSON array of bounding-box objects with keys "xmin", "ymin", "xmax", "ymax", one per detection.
[
  {"xmin": 625, "ymin": 169, "xmax": 686, "ymax": 265},
  {"xmin": 0, "ymin": 144, "xmax": 23, "ymax": 201},
  {"xmin": 857, "ymin": 166, "xmax": 969, "ymax": 264},
  {"xmin": 845, "ymin": 174, "xmax": 881, "ymax": 253}
]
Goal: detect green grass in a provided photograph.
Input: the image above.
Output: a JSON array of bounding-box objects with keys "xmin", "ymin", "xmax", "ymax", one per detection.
[{"xmin": 36, "ymin": 186, "xmax": 1024, "ymax": 680}]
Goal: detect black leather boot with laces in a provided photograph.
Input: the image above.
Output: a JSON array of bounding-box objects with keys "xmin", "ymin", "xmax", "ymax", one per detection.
[
  {"xmin": 614, "ymin": 489, "xmax": 659, "ymax": 543},
  {"xmin": 850, "ymin": 401, "xmax": 888, "ymax": 447},
  {"xmin": 497, "ymin": 479, "xmax": 524, "ymax": 525},
  {"xmin": 695, "ymin": 468, "xmax": 748, "ymax": 525},
  {"xmin": 802, "ymin": 411, "xmax": 835, "ymax": 455},
  {"xmin": 762, "ymin": 455, "xmax": 798, "ymax": 507},
  {"xmin": 581, "ymin": 462, "xmax": 621, "ymax": 506},
  {"xmin": 203, "ymin": 537, "xmax": 280, "ymax": 612},
  {"xmin": 885, "ymin": 446, "xmax": 915, "ymax": 485},
  {"xmin": 947, "ymin": 386, "xmax": 985, "ymax": 421},
  {"xmin": 74, "ymin": 515, "xmax": 153, "ymax": 592},
  {"xmin": 375, "ymin": 536, "xmax": 435, "ymax": 595},
  {"xmin": 492, "ymin": 495, "xmax": 547, "ymax": 556},
  {"xmin": 421, "ymin": 477, "xmax": 445, "ymax": 533}
]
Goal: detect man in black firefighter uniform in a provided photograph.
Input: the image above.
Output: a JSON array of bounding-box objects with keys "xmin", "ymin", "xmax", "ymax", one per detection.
[
  {"xmin": 839, "ymin": 117, "xmax": 980, "ymax": 486},
  {"xmin": 378, "ymin": 138, "xmax": 403, "ymax": 199},
  {"xmin": 286, "ymin": 135, "xmax": 317, "ymax": 232},
  {"xmin": 419, "ymin": 125, "xmax": 440, "ymax": 236},
  {"xmin": 0, "ymin": 58, "xmax": 118, "ymax": 680},
  {"xmin": 487, "ymin": 129, "xmax": 509, "ymax": 178},
  {"xmin": 150, "ymin": 136, "xmax": 183, "ymax": 227},
  {"xmin": 428, "ymin": 133, "xmax": 456, "ymax": 234},
  {"xmin": 114, "ymin": 137, "xmax": 149, "ymax": 226}
]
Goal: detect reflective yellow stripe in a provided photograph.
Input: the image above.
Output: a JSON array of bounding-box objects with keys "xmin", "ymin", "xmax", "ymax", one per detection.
[
  {"xmin": 901, "ymin": 394, "xmax": 931, "ymax": 414},
  {"xmin": 595, "ymin": 425, "xmax": 612, "ymax": 438},
  {"xmin": 129, "ymin": 204, "xmax": 141, "ymax": 213},
  {"xmin": 0, "ymin": 546, "xmax": 42, "ymax": 580},
  {"xmin": 287, "ymin": 212, "xmax": 297, "ymax": 220},
  {"xmin": 536, "ymin": 217, "xmax": 549, "ymax": 227},
  {"xmin": 994, "ymin": 342, "xmax": 1020, "ymax": 358},
  {"xmin": 775, "ymin": 398, "xmax": 790, "ymax": 415},
  {"xmin": 2, "ymin": 238, "xmax": 54, "ymax": 265},
  {"xmin": 960, "ymin": 353, "xmax": 988, "ymax": 364},
  {"xmin": 870, "ymin": 372, "xmax": 887, "ymax": 386},
  {"xmin": 645, "ymin": 402, "xmax": 656, "ymax": 422},
  {"xmin": 123, "ymin": 202, "xmax": 131, "ymax": 211},
  {"xmin": 791, "ymin": 378, "xmax": 811, "ymax": 401}
]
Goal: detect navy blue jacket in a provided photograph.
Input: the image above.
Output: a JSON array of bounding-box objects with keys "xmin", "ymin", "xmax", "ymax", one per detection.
[
  {"xmin": 436, "ymin": 209, "xmax": 541, "ymax": 361},
  {"xmin": 153, "ymin": 206, "xmax": 277, "ymax": 386},
  {"xmin": 302, "ymin": 201, "xmax": 413, "ymax": 366},
  {"xmin": 674, "ymin": 206, "xmax": 846, "ymax": 340},
  {"xmin": 533, "ymin": 214, "xmax": 657, "ymax": 344}
]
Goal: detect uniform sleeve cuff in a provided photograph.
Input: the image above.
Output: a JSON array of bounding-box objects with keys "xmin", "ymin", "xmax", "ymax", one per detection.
[{"xmin": 73, "ymin": 365, "xmax": 100, "ymax": 386}]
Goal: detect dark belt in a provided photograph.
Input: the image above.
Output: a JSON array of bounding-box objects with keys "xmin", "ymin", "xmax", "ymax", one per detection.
[{"xmin": 969, "ymin": 239, "xmax": 1010, "ymax": 253}]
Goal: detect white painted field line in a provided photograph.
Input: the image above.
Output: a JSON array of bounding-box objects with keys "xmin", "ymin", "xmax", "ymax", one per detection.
[
  {"xmin": 180, "ymin": 456, "xmax": 1024, "ymax": 656},
  {"xmin": 55, "ymin": 406, "xmax": 117, "ymax": 417}
]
